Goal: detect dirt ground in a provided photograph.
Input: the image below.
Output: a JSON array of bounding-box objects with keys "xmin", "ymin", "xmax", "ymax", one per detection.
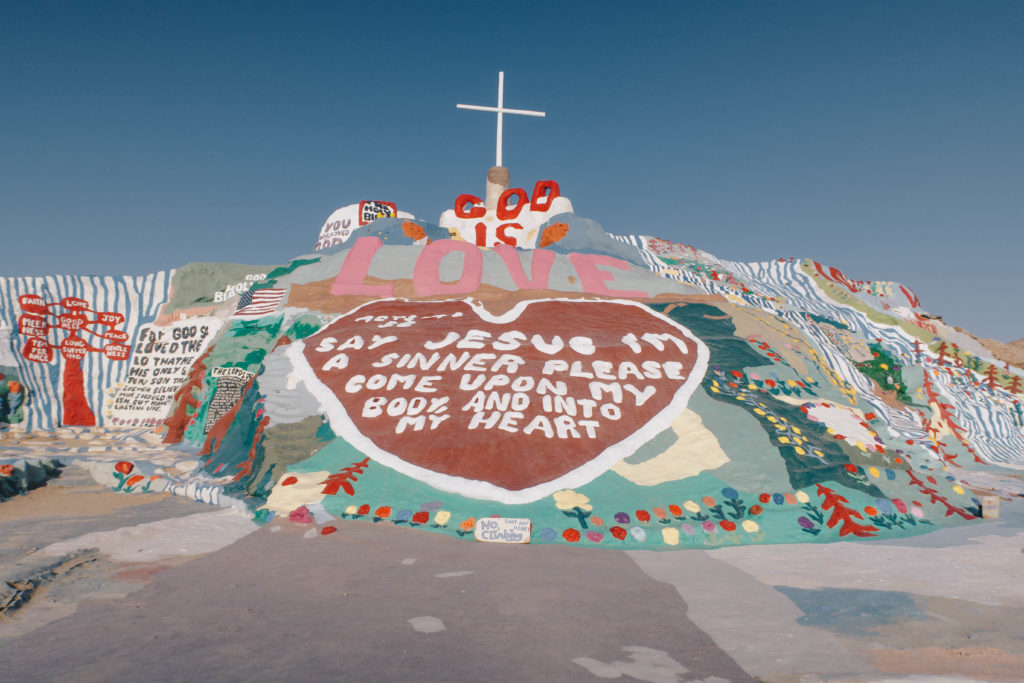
[{"xmin": 1, "ymin": 453, "xmax": 1022, "ymax": 682}]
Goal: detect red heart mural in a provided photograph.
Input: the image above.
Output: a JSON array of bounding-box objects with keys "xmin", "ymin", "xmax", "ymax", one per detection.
[{"xmin": 292, "ymin": 299, "xmax": 709, "ymax": 503}]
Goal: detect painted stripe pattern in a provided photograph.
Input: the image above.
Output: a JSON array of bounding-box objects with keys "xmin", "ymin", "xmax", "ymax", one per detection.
[{"xmin": 0, "ymin": 272, "xmax": 171, "ymax": 430}]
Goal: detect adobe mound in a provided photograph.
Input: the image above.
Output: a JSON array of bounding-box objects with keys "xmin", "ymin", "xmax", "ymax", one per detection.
[{"xmin": 2, "ymin": 187, "xmax": 1020, "ymax": 549}]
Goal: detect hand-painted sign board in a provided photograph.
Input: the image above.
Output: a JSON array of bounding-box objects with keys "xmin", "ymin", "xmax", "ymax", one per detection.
[{"xmin": 474, "ymin": 517, "xmax": 532, "ymax": 543}]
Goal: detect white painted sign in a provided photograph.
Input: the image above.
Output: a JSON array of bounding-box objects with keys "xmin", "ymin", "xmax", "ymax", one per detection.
[
  {"xmin": 438, "ymin": 180, "xmax": 573, "ymax": 249},
  {"xmin": 315, "ymin": 201, "xmax": 415, "ymax": 251},
  {"xmin": 474, "ymin": 517, "xmax": 532, "ymax": 544},
  {"xmin": 108, "ymin": 317, "xmax": 222, "ymax": 426}
]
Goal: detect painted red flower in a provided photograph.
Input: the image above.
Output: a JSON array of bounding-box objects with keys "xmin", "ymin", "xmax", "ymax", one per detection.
[
  {"xmin": 0, "ymin": 465, "xmax": 14, "ymax": 477},
  {"xmin": 668, "ymin": 504, "xmax": 683, "ymax": 517},
  {"xmin": 562, "ymin": 528, "xmax": 581, "ymax": 543},
  {"xmin": 609, "ymin": 526, "xmax": 628, "ymax": 540},
  {"xmin": 635, "ymin": 509, "xmax": 651, "ymax": 522},
  {"xmin": 356, "ymin": 504, "xmax": 370, "ymax": 515},
  {"xmin": 749, "ymin": 504, "xmax": 764, "ymax": 515},
  {"xmin": 320, "ymin": 526, "xmax": 337, "ymax": 535},
  {"xmin": 844, "ymin": 464, "xmax": 858, "ymax": 473},
  {"xmin": 720, "ymin": 520, "xmax": 737, "ymax": 532},
  {"xmin": 864, "ymin": 506, "xmax": 879, "ymax": 516},
  {"xmin": 281, "ymin": 476, "xmax": 298, "ymax": 486},
  {"xmin": 759, "ymin": 493, "xmax": 771, "ymax": 504},
  {"xmin": 374, "ymin": 506, "xmax": 392, "ymax": 520},
  {"xmin": 411, "ymin": 511, "xmax": 430, "ymax": 525},
  {"xmin": 124, "ymin": 474, "xmax": 144, "ymax": 488},
  {"xmin": 114, "ymin": 461, "xmax": 134, "ymax": 475}
]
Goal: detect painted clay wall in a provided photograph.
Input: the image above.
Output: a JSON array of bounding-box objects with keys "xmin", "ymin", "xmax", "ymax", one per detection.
[{"xmin": 2, "ymin": 195, "xmax": 1021, "ymax": 551}]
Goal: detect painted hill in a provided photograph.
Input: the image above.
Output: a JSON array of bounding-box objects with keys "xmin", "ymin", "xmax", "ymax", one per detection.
[{"xmin": 2, "ymin": 178, "xmax": 1021, "ymax": 550}]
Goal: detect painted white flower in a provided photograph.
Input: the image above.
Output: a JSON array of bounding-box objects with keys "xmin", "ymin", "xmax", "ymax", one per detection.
[
  {"xmin": 795, "ymin": 490, "xmax": 810, "ymax": 504},
  {"xmin": 553, "ymin": 490, "xmax": 592, "ymax": 512}
]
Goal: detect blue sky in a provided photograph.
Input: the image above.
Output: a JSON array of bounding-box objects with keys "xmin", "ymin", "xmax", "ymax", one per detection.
[{"xmin": 2, "ymin": 1, "xmax": 1022, "ymax": 340}]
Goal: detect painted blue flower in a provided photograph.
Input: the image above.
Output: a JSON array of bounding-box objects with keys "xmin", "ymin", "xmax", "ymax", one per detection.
[
  {"xmin": 772, "ymin": 493, "xmax": 785, "ymax": 505},
  {"xmin": 885, "ymin": 469, "xmax": 896, "ymax": 481},
  {"xmin": 538, "ymin": 527, "xmax": 557, "ymax": 542},
  {"xmin": 876, "ymin": 498, "xmax": 893, "ymax": 515},
  {"xmin": 721, "ymin": 487, "xmax": 739, "ymax": 500},
  {"xmin": 395, "ymin": 509, "xmax": 413, "ymax": 522}
]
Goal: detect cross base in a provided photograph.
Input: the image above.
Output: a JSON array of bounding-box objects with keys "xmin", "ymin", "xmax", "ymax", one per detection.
[{"xmin": 485, "ymin": 166, "xmax": 511, "ymax": 212}]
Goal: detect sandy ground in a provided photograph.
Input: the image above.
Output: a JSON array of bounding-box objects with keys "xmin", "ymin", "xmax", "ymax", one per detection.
[{"xmin": 1, "ymin": 448, "xmax": 1022, "ymax": 682}]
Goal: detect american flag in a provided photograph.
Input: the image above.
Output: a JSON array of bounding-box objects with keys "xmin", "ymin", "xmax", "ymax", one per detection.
[{"xmin": 235, "ymin": 288, "xmax": 285, "ymax": 316}]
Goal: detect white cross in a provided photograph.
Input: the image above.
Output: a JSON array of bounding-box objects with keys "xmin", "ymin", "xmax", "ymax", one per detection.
[{"xmin": 457, "ymin": 71, "xmax": 545, "ymax": 167}]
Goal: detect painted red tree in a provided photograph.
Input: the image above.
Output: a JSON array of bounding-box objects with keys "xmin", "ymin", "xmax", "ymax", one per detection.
[
  {"xmin": 816, "ymin": 484, "xmax": 879, "ymax": 537},
  {"xmin": 17, "ymin": 294, "xmax": 129, "ymax": 426},
  {"xmin": 983, "ymin": 364, "xmax": 999, "ymax": 390}
]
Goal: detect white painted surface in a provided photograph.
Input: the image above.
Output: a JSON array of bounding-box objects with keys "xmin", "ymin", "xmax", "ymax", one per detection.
[
  {"xmin": 42, "ymin": 508, "xmax": 257, "ymax": 563},
  {"xmin": 408, "ymin": 616, "xmax": 446, "ymax": 633}
]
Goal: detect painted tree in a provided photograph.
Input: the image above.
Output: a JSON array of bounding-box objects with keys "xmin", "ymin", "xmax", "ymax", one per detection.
[
  {"xmin": 17, "ymin": 294, "xmax": 129, "ymax": 426},
  {"xmin": 983, "ymin": 364, "xmax": 999, "ymax": 390}
]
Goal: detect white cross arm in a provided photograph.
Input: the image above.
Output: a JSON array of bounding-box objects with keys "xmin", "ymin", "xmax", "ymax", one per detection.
[{"xmin": 456, "ymin": 104, "xmax": 546, "ymax": 117}]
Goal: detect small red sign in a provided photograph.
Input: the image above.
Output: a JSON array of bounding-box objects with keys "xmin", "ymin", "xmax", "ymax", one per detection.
[
  {"xmin": 18, "ymin": 294, "xmax": 49, "ymax": 315},
  {"xmin": 18, "ymin": 313, "xmax": 49, "ymax": 337},
  {"xmin": 61, "ymin": 296, "xmax": 89, "ymax": 310},
  {"xmin": 58, "ymin": 313, "xmax": 87, "ymax": 331},
  {"xmin": 103, "ymin": 343, "xmax": 130, "ymax": 361},
  {"xmin": 97, "ymin": 311, "xmax": 125, "ymax": 326},
  {"xmin": 61, "ymin": 336, "xmax": 89, "ymax": 360},
  {"xmin": 22, "ymin": 337, "xmax": 53, "ymax": 363}
]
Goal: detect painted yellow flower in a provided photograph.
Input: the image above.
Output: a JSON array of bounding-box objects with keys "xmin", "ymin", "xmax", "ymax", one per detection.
[
  {"xmin": 795, "ymin": 490, "xmax": 810, "ymax": 504},
  {"xmin": 742, "ymin": 520, "xmax": 760, "ymax": 533},
  {"xmin": 952, "ymin": 485, "xmax": 965, "ymax": 495},
  {"xmin": 344, "ymin": 505, "xmax": 358, "ymax": 516},
  {"xmin": 661, "ymin": 528, "xmax": 680, "ymax": 546},
  {"xmin": 683, "ymin": 500, "xmax": 701, "ymax": 514},
  {"xmin": 434, "ymin": 510, "xmax": 451, "ymax": 526},
  {"xmin": 553, "ymin": 489, "xmax": 592, "ymax": 512}
]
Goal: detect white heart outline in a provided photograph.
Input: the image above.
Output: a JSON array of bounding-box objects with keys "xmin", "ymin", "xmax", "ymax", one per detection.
[{"xmin": 287, "ymin": 297, "xmax": 710, "ymax": 504}]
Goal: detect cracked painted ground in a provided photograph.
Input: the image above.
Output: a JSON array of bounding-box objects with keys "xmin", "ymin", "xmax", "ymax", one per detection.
[{"xmin": 1, "ymin": 449, "xmax": 1022, "ymax": 682}]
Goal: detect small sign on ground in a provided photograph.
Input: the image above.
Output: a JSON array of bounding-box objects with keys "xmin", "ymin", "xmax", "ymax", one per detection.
[{"xmin": 474, "ymin": 517, "xmax": 532, "ymax": 544}]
